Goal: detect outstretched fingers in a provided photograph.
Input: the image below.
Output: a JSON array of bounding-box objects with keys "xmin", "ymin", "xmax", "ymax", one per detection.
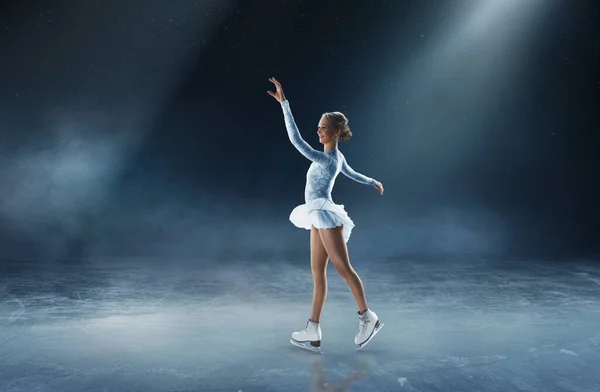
[
  {"xmin": 267, "ymin": 77, "xmax": 285, "ymax": 102},
  {"xmin": 269, "ymin": 77, "xmax": 282, "ymax": 90}
]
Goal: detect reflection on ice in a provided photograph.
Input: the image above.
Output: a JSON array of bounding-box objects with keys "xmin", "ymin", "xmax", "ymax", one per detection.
[{"xmin": 311, "ymin": 361, "xmax": 367, "ymax": 392}]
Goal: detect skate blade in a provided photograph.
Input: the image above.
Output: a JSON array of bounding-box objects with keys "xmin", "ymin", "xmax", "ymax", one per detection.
[
  {"xmin": 356, "ymin": 322, "xmax": 384, "ymax": 351},
  {"xmin": 290, "ymin": 339, "xmax": 324, "ymax": 354}
]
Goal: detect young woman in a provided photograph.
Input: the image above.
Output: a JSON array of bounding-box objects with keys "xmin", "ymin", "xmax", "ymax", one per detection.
[{"xmin": 267, "ymin": 77, "xmax": 384, "ymax": 352}]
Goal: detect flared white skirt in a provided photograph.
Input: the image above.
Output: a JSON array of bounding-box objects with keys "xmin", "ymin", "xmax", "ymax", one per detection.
[{"xmin": 289, "ymin": 198, "xmax": 355, "ymax": 243}]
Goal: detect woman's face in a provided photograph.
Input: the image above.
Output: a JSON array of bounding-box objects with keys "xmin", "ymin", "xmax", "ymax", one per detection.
[{"xmin": 317, "ymin": 115, "xmax": 340, "ymax": 145}]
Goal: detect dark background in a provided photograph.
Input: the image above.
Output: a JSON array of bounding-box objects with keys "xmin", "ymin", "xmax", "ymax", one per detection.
[{"xmin": 0, "ymin": 0, "xmax": 598, "ymax": 262}]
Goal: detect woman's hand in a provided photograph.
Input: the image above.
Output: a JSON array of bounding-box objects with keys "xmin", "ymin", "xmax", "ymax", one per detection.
[
  {"xmin": 374, "ymin": 181, "xmax": 384, "ymax": 195},
  {"xmin": 267, "ymin": 77, "xmax": 286, "ymax": 102}
]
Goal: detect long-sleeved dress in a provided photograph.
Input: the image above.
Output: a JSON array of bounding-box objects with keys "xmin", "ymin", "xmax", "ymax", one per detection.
[{"xmin": 280, "ymin": 99, "xmax": 376, "ymax": 243}]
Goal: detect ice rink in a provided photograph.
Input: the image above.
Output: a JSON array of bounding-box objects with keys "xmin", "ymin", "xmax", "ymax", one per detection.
[{"xmin": 1, "ymin": 255, "xmax": 599, "ymax": 391}]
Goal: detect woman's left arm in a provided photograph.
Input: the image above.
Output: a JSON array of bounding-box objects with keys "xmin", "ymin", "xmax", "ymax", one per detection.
[
  {"xmin": 341, "ymin": 157, "xmax": 384, "ymax": 194},
  {"xmin": 341, "ymin": 156, "xmax": 376, "ymax": 186}
]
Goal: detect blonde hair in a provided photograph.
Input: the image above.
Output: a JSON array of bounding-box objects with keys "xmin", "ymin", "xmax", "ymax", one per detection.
[{"xmin": 323, "ymin": 111, "xmax": 352, "ymax": 142}]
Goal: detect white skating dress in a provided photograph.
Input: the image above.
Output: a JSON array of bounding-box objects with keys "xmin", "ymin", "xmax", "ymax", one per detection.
[{"xmin": 280, "ymin": 100, "xmax": 377, "ymax": 243}]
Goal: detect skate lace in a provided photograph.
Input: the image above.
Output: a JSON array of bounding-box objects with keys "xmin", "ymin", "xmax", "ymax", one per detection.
[{"xmin": 360, "ymin": 318, "xmax": 371, "ymax": 335}]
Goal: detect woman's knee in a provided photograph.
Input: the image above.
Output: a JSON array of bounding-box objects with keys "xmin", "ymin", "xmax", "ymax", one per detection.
[
  {"xmin": 311, "ymin": 266, "xmax": 327, "ymax": 278},
  {"xmin": 332, "ymin": 259, "xmax": 355, "ymax": 280},
  {"xmin": 312, "ymin": 271, "xmax": 327, "ymax": 282}
]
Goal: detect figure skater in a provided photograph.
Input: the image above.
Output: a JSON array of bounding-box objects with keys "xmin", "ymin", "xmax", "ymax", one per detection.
[{"xmin": 267, "ymin": 77, "xmax": 384, "ymax": 352}]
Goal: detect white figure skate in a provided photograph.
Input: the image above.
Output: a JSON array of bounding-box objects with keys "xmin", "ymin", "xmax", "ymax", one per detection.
[
  {"xmin": 290, "ymin": 319, "xmax": 323, "ymax": 354},
  {"xmin": 355, "ymin": 309, "xmax": 384, "ymax": 351}
]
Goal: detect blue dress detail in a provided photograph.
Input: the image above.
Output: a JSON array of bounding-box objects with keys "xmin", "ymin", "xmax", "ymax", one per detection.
[{"xmin": 280, "ymin": 100, "xmax": 376, "ymax": 243}]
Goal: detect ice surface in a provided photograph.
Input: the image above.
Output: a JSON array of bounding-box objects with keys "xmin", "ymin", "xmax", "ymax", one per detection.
[{"xmin": 1, "ymin": 256, "xmax": 599, "ymax": 391}]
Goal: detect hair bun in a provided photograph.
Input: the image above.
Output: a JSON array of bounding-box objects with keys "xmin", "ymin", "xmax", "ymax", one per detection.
[
  {"xmin": 340, "ymin": 127, "xmax": 352, "ymax": 142},
  {"xmin": 324, "ymin": 111, "xmax": 353, "ymax": 142}
]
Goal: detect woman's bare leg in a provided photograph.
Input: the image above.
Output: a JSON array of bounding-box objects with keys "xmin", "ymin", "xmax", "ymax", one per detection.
[
  {"xmin": 310, "ymin": 225, "xmax": 329, "ymax": 322},
  {"xmin": 318, "ymin": 226, "xmax": 368, "ymax": 313}
]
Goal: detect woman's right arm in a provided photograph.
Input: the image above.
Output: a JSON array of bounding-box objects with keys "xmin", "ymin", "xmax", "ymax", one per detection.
[
  {"xmin": 268, "ymin": 77, "xmax": 326, "ymax": 163},
  {"xmin": 280, "ymin": 100, "xmax": 326, "ymax": 162}
]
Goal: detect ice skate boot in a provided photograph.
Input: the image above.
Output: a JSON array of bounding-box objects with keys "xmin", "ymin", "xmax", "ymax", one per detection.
[
  {"xmin": 290, "ymin": 319, "xmax": 323, "ymax": 353},
  {"xmin": 355, "ymin": 309, "xmax": 384, "ymax": 351}
]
